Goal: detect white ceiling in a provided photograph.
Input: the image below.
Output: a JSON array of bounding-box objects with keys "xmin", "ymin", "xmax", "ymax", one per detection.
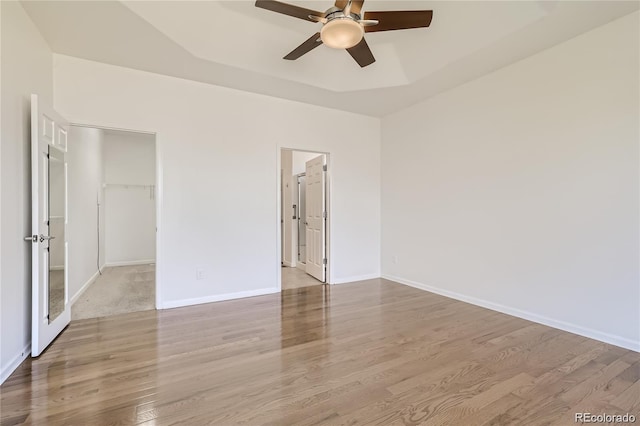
[{"xmin": 22, "ymin": 1, "xmax": 639, "ymax": 116}]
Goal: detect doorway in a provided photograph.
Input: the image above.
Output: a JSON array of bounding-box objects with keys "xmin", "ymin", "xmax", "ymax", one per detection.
[
  {"xmin": 280, "ymin": 149, "xmax": 329, "ymax": 290},
  {"xmin": 27, "ymin": 95, "xmax": 162, "ymax": 357},
  {"xmin": 68, "ymin": 126, "xmax": 158, "ymax": 320}
]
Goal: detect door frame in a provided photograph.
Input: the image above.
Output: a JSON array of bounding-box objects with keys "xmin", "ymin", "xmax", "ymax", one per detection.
[
  {"xmin": 69, "ymin": 123, "xmax": 163, "ymax": 309},
  {"xmin": 277, "ymin": 147, "xmax": 331, "ymax": 291}
]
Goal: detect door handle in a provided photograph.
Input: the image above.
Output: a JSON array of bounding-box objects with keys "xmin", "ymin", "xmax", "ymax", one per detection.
[
  {"xmin": 24, "ymin": 235, "xmax": 54, "ymax": 242},
  {"xmin": 292, "ymin": 204, "xmax": 297, "ymax": 220}
]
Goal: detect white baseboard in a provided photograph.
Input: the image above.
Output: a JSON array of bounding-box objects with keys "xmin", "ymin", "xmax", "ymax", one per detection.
[
  {"xmin": 160, "ymin": 287, "xmax": 279, "ymax": 310},
  {"xmin": 70, "ymin": 268, "xmax": 102, "ymax": 306},
  {"xmin": 104, "ymin": 259, "xmax": 155, "ymax": 267},
  {"xmin": 0, "ymin": 342, "xmax": 31, "ymax": 385},
  {"xmin": 296, "ymin": 262, "xmax": 306, "ymax": 271},
  {"xmin": 282, "ymin": 261, "xmax": 293, "ymax": 267},
  {"xmin": 383, "ymin": 274, "xmax": 640, "ymax": 353},
  {"xmin": 331, "ymin": 273, "xmax": 381, "ymax": 285}
]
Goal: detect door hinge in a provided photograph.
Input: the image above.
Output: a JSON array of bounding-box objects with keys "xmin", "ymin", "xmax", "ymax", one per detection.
[
  {"xmin": 323, "ymin": 258, "xmax": 327, "ymax": 265},
  {"xmin": 323, "ymin": 164, "xmax": 327, "ymax": 172},
  {"xmin": 323, "ymin": 211, "xmax": 327, "ymax": 219}
]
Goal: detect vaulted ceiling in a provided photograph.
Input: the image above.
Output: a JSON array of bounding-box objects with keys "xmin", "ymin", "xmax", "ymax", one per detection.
[{"xmin": 22, "ymin": 1, "xmax": 639, "ymax": 116}]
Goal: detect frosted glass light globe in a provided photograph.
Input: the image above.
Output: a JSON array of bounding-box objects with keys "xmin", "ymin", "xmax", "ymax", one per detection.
[{"xmin": 320, "ymin": 19, "xmax": 364, "ymax": 49}]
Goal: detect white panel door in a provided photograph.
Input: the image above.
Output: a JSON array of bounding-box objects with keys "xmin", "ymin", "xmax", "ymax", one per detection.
[
  {"xmin": 305, "ymin": 155, "xmax": 326, "ymax": 282},
  {"xmin": 28, "ymin": 94, "xmax": 71, "ymax": 357}
]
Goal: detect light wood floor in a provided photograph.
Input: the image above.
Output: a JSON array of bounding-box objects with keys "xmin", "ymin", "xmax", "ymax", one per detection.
[
  {"xmin": 1, "ymin": 279, "xmax": 638, "ymax": 425},
  {"xmin": 281, "ymin": 265, "xmax": 324, "ymax": 290}
]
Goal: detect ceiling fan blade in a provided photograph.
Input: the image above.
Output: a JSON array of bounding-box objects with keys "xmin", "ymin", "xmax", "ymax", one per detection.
[
  {"xmin": 346, "ymin": 37, "xmax": 375, "ymax": 68},
  {"xmin": 255, "ymin": 0, "xmax": 324, "ymax": 23},
  {"xmin": 334, "ymin": 0, "xmax": 364, "ymax": 14},
  {"xmin": 284, "ymin": 32, "xmax": 323, "ymax": 60},
  {"xmin": 363, "ymin": 10, "xmax": 433, "ymax": 32}
]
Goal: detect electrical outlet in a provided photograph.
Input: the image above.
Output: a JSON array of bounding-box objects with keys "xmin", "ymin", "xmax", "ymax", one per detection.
[{"xmin": 196, "ymin": 268, "xmax": 205, "ymax": 280}]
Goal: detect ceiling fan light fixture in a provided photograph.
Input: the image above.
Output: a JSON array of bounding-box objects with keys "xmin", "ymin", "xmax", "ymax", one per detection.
[{"xmin": 320, "ymin": 18, "xmax": 364, "ymax": 49}]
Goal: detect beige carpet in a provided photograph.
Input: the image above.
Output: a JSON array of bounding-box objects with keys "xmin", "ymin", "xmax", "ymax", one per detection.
[
  {"xmin": 281, "ymin": 265, "xmax": 323, "ymax": 290},
  {"xmin": 72, "ymin": 264, "xmax": 155, "ymax": 320}
]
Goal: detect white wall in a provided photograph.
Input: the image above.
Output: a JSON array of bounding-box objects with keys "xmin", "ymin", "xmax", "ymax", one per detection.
[
  {"xmin": 0, "ymin": 1, "xmax": 53, "ymax": 383},
  {"xmin": 381, "ymin": 12, "xmax": 640, "ymax": 351},
  {"xmin": 67, "ymin": 126, "xmax": 105, "ymax": 301},
  {"xmin": 53, "ymin": 55, "xmax": 381, "ymax": 307},
  {"xmin": 103, "ymin": 131, "xmax": 156, "ymax": 265},
  {"xmin": 103, "ymin": 131, "xmax": 155, "ymax": 184}
]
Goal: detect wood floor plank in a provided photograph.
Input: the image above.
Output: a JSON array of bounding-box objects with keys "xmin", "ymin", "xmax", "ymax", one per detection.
[
  {"xmin": 610, "ymin": 379, "xmax": 640, "ymax": 412},
  {"xmin": 1, "ymin": 279, "xmax": 638, "ymax": 425}
]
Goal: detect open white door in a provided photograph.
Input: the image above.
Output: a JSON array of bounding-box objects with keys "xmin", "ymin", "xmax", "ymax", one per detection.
[
  {"xmin": 305, "ymin": 155, "xmax": 326, "ymax": 282},
  {"xmin": 27, "ymin": 94, "xmax": 71, "ymax": 357}
]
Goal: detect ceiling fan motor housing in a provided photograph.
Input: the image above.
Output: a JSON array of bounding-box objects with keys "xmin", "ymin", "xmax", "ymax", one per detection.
[{"xmin": 324, "ymin": 6, "xmax": 362, "ymax": 22}]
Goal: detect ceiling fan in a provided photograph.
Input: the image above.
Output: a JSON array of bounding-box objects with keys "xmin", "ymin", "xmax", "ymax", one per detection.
[{"xmin": 255, "ymin": 0, "xmax": 433, "ymax": 68}]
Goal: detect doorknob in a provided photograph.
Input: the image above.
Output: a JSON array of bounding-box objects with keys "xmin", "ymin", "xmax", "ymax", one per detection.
[{"xmin": 26, "ymin": 234, "xmax": 55, "ymax": 243}]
